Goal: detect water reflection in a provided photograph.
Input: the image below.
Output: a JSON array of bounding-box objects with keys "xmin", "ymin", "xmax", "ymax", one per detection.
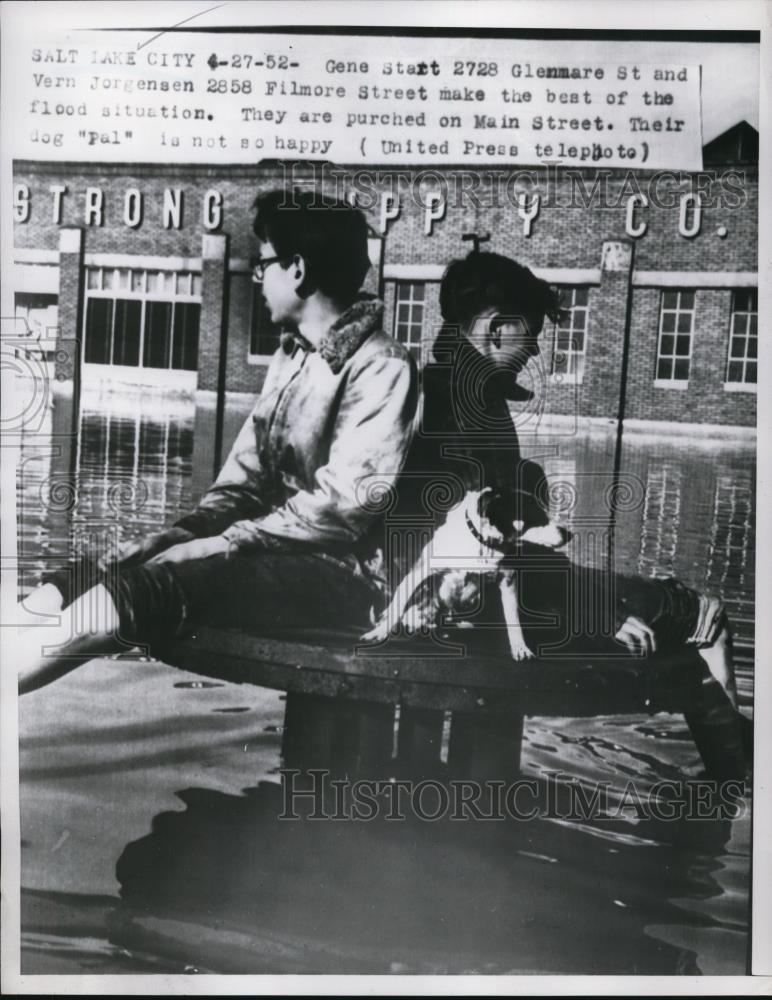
[
  {"xmin": 16, "ymin": 388, "xmax": 754, "ymax": 974},
  {"xmin": 109, "ymin": 780, "xmax": 739, "ymax": 975},
  {"xmin": 520, "ymin": 431, "xmax": 756, "ymax": 652},
  {"xmin": 18, "ymin": 390, "xmax": 194, "ymax": 594}
]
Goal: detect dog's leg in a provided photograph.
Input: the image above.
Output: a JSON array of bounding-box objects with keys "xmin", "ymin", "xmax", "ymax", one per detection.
[
  {"xmin": 361, "ymin": 539, "xmax": 436, "ymax": 641},
  {"xmin": 499, "ymin": 570, "xmax": 534, "ymax": 661}
]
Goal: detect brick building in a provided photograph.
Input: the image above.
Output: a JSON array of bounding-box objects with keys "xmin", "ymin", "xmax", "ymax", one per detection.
[{"xmin": 11, "ymin": 121, "xmax": 757, "ymax": 428}]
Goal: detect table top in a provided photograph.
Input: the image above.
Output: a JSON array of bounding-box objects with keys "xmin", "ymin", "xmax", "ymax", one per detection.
[{"xmin": 154, "ymin": 626, "xmax": 705, "ymax": 716}]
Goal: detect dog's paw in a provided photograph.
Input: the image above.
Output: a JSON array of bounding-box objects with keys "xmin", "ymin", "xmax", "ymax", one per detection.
[
  {"xmin": 361, "ymin": 618, "xmax": 390, "ymax": 642},
  {"xmin": 509, "ymin": 642, "xmax": 535, "ymax": 661}
]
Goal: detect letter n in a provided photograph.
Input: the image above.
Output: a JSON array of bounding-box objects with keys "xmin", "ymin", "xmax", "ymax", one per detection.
[{"xmin": 163, "ymin": 187, "xmax": 183, "ymax": 229}]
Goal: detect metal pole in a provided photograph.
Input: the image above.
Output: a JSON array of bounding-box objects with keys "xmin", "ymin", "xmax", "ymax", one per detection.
[{"xmin": 607, "ymin": 240, "xmax": 636, "ymax": 577}]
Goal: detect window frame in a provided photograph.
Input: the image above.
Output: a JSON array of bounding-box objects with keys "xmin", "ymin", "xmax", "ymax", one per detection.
[
  {"xmin": 83, "ymin": 265, "xmax": 201, "ymax": 373},
  {"xmin": 393, "ymin": 280, "xmax": 426, "ymax": 359},
  {"xmin": 723, "ymin": 288, "xmax": 757, "ymax": 392},
  {"xmin": 654, "ymin": 288, "xmax": 696, "ymax": 388},
  {"xmin": 550, "ymin": 285, "xmax": 591, "ymax": 386}
]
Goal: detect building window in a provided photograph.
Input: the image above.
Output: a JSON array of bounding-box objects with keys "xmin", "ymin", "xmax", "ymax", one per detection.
[
  {"xmin": 15, "ymin": 293, "xmax": 59, "ymax": 347},
  {"xmin": 83, "ymin": 267, "xmax": 201, "ymax": 371},
  {"xmin": 394, "ymin": 281, "xmax": 425, "ymax": 357},
  {"xmin": 249, "ymin": 283, "xmax": 284, "ymax": 357},
  {"xmin": 725, "ymin": 289, "xmax": 757, "ymax": 385},
  {"xmin": 655, "ymin": 289, "xmax": 695, "ymax": 383},
  {"xmin": 551, "ymin": 286, "xmax": 590, "ymax": 382}
]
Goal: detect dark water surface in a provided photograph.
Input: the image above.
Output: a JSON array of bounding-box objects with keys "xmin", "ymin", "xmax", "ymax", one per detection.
[{"xmin": 17, "ymin": 388, "xmax": 754, "ymax": 975}]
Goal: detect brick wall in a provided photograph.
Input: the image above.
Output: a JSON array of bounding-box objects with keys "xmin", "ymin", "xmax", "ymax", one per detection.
[
  {"xmin": 12, "ymin": 161, "xmax": 758, "ymax": 425},
  {"xmin": 375, "ymin": 168, "xmax": 756, "ymax": 427},
  {"xmin": 54, "ymin": 228, "xmax": 84, "ymax": 389},
  {"xmin": 224, "ymin": 271, "xmax": 265, "ymax": 395},
  {"xmin": 374, "ymin": 168, "xmax": 756, "ymax": 271},
  {"xmin": 197, "ymin": 234, "xmax": 228, "ymax": 393},
  {"xmin": 625, "ymin": 287, "xmax": 756, "ymax": 425}
]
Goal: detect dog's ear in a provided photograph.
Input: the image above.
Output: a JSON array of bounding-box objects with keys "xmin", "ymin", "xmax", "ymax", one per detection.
[
  {"xmin": 520, "ymin": 521, "xmax": 572, "ymax": 548},
  {"xmin": 471, "ymin": 488, "xmax": 506, "ymax": 546},
  {"xmin": 557, "ymin": 525, "xmax": 574, "ymax": 547}
]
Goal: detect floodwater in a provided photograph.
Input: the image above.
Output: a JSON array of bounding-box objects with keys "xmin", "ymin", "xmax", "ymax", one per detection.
[{"xmin": 15, "ymin": 386, "xmax": 754, "ymax": 975}]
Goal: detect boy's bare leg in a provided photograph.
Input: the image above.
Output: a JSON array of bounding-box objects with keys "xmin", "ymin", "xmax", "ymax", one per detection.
[
  {"xmin": 18, "ymin": 583, "xmax": 122, "ymax": 694},
  {"xmin": 17, "ymin": 582, "xmax": 65, "ymax": 625}
]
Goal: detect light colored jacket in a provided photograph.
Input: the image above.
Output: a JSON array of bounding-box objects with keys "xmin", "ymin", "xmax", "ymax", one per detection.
[{"xmin": 176, "ymin": 299, "xmax": 418, "ymax": 561}]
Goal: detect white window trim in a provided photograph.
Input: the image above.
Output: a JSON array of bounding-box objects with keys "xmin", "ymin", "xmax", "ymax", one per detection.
[
  {"xmin": 653, "ymin": 379, "xmax": 689, "ymax": 390},
  {"xmin": 13, "ymin": 262, "xmax": 60, "ymax": 294},
  {"xmin": 633, "ymin": 270, "xmax": 757, "ymax": 288},
  {"xmin": 85, "ymin": 266, "xmax": 201, "ymax": 302},
  {"xmin": 85, "ymin": 253, "xmax": 202, "ymax": 272},
  {"xmin": 549, "ymin": 371, "xmax": 583, "ymax": 386},
  {"xmin": 383, "ymin": 264, "xmax": 602, "ymax": 285},
  {"xmin": 723, "ymin": 381, "xmax": 757, "ymax": 394},
  {"xmin": 82, "ymin": 362, "xmax": 197, "ymax": 391}
]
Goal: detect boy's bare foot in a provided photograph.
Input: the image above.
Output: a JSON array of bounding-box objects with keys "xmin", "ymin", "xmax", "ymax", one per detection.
[{"xmin": 17, "ymin": 583, "xmax": 64, "ymax": 627}]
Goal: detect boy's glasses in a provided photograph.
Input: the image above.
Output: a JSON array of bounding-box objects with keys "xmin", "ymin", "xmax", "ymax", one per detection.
[{"xmin": 252, "ymin": 256, "xmax": 283, "ymax": 281}]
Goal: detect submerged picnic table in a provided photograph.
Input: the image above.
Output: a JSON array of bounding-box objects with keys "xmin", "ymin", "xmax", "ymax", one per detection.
[{"xmin": 155, "ymin": 625, "xmax": 744, "ymax": 783}]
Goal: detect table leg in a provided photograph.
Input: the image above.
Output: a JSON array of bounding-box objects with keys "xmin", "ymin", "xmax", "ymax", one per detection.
[
  {"xmin": 447, "ymin": 710, "xmax": 524, "ymax": 782},
  {"xmin": 397, "ymin": 706, "xmax": 445, "ymax": 776},
  {"xmin": 282, "ymin": 691, "xmax": 394, "ymax": 778}
]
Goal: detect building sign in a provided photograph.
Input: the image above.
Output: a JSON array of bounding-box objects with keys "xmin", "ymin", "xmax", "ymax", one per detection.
[
  {"xmin": 12, "ymin": 176, "xmax": 729, "ymax": 242},
  {"xmin": 5, "ymin": 28, "xmax": 703, "ymax": 169}
]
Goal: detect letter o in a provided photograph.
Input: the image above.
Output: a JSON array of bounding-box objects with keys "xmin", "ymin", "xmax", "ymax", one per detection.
[
  {"xmin": 411, "ymin": 780, "xmax": 449, "ymax": 821},
  {"xmin": 123, "ymin": 188, "xmax": 143, "ymax": 229}
]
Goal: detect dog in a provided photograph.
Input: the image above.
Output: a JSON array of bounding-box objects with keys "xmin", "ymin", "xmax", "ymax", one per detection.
[{"xmin": 361, "ymin": 486, "xmax": 572, "ymax": 660}]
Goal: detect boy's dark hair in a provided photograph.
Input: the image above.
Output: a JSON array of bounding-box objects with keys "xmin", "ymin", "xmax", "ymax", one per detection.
[
  {"xmin": 252, "ymin": 189, "xmax": 370, "ymax": 305},
  {"xmin": 439, "ymin": 251, "xmax": 562, "ymax": 335}
]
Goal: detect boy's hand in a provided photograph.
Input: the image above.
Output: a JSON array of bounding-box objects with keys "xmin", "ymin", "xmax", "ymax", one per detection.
[
  {"xmin": 116, "ymin": 527, "xmax": 195, "ymax": 568},
  {"xmin": 614, "ymin": 615, "xmax": 657, "ymax": 656},
  {"xmin": 147, "ymin": 535, "xmax": 231, "ymax": 564}
]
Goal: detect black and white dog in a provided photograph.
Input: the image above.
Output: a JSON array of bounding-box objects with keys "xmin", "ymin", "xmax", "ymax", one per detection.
[{"xmin": 362, "ymin": 486, "xmax": 572, "ymax": 660}]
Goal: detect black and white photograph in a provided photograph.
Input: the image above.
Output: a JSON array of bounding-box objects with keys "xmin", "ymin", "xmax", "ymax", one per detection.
[{"xmin": 0, "ymin": 0, "xmax": 769, "ymax": 991}]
